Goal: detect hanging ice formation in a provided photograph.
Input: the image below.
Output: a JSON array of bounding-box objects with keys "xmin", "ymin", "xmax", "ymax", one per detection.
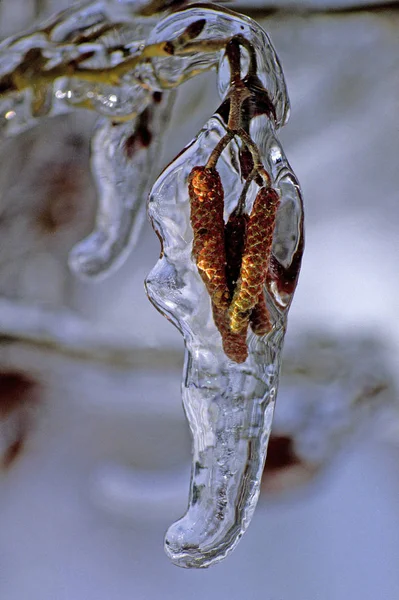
[
  {"xmin": 0, "ymin": 1, "xmax": 304, "ymax": 567},
  {"xmin": 146, "ymin": 5, "xmax": 304, "ymax": 568},
  {"xmin": 0, "ymin": 0, "xmax": 175, "ymax": 278}
]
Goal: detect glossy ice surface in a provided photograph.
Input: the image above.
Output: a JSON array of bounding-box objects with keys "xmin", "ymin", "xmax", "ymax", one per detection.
[{"xmin": 146, "ymin": 6, "xmax": 303, "ymax": 567}]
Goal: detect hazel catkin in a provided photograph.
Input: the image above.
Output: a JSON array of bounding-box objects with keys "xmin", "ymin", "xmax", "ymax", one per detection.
[
  {"xmin": 229, "ymin": 186, "xmax": 279, "ymax": 333},
  {"xmin": 250, "ymin": 292, "xmax": 272, "ymax": 336},
  {"xmin": 189, "ymin": 166, "xmax": 229, "ymax": 309}
]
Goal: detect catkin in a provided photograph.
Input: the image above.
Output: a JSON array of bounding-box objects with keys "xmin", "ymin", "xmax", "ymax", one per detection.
[
  {"xmin": 209, "ymin": 210, "xmax": 250, "ymax": 362},
  {"xmin": 189, "ymin": 166, "xmax": 229, "ymax": 309},
  {"xmin": 225, "ymin": 211, "xmax": 272, "ymax": 338},
  {"xmin": 212, "ymin": 302, "xmax": 248, "ymax": 363},
  {"xmin": 250, "ymin": 293, "xmax": 272, "ymax": 336},
  {"xmin": 224, "ymin": 211, "xmax": 248, "ymax": 298},
  {"xmin": 229, "ymin": 187, "xmax": 279, "ymax": 333},
  {"xmin": 189, "ymin": 169, "xmax": 278, "ymax": 360}
]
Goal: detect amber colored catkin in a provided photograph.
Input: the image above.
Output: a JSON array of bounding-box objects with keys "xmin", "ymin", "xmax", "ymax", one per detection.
[
  {"xmin": 211, "ymin": 210, "xmax": 250, "ymax": 362},
  {"xmin": 225, "ymin": 213, "xmax": 272, "ymax": 337},
  {"xmin": 189, "ymin": 166, "xmax": 229, "ymax": 309},
  {"xmin": 229, "ymin": 186, "xmax": 280, "ymax": 333},
  {"xmin": 250, "ymin": 292, "xmax": 272, "ymax": 335},
  {"xmin": 189, "ymin": 168, "xmax": 278, "ymax": 360},
  {"xmin": 212, "ymin": 303, "xmax": 248, "ymax": 363}
]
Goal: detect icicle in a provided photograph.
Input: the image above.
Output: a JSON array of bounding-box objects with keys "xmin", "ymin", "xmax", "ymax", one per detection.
[
  {"xmin": 69, "ymin": 91, "xmax": 173, "ymax": 279},
  {"xmin": 146, "ymin": 14, "xmax": 303, "ymax": 568}
]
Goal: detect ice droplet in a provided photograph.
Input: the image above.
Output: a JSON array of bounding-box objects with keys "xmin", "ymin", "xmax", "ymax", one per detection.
[{"xmin": 146, "ymin": 8, "xmax": 304, "ymax": 568}]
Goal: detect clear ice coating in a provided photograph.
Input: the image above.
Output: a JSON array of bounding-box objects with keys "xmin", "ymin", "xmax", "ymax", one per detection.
[
  {"xmin": 69, "ymin": 93, "xmax": 174, "ymax": 279},
  {"xmin": 146, "ymin": 6, "xmax": 304, "ymax": 567},
  {"xmin": 0, "ymin": 1, "xmax": 304, "ymax": 568}
]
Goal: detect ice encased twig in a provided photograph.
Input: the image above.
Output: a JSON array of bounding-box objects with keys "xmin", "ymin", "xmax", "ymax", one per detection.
[
  {"xmin": 146, "ymin": 9, "xmax": 303, "ymax": 568},
  {"xmin": 147, "ymin": 4, "xmax": 289, "ymax": 127},
  {"xmin": 0, "ymin": 1, "xmax": 171, "ymax": 279}
]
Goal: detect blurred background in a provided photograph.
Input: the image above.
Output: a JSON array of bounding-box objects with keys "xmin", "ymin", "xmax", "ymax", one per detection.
[{"xmin": 0, "ymin": 0, "xmax": 398, "ymax": 598}]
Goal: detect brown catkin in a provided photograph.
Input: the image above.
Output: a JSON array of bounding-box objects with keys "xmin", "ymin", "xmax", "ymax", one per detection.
[
  {"xmin": 224, "ymin": 211, "xmax": 249, "ymax": 298},
  {"xmin": 212, "ymin": 302, "xmax": 248, "ymax": 363},
  {"xmin": 208, "ymin": 210, "xmax": 250, "ymax": 363},
  {"xmin": 250, "ymin": 292, "xmax": 272, "ymax": 336},
  {"xmin": 225, "ymin": 212, "xmax": 272, "ymax": 337},
  {"xmin": 229, "ymin": 186, "xmax": 280, "ymax": 333},
  {"xmin": 189, "ymin": 166, "xmax": 229, "ymax": 309}
]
